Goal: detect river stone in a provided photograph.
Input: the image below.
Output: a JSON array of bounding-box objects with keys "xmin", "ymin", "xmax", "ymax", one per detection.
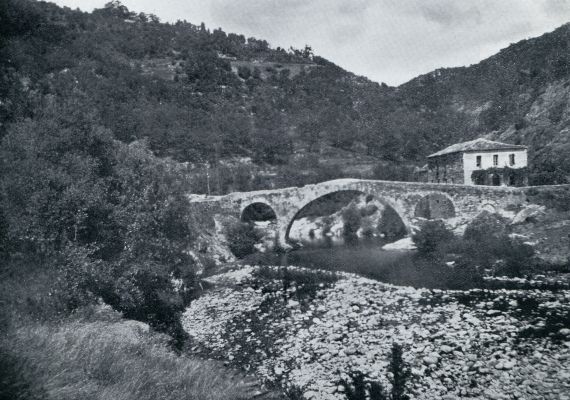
[{"xmin": 441, "ymin": 345, "xmax": 454, "ymax": 353}]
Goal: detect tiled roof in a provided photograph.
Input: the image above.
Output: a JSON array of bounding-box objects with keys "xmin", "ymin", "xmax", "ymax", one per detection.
[{"xmin": 428, "ymin": 138, "xmax": 527, "ymax": 158}]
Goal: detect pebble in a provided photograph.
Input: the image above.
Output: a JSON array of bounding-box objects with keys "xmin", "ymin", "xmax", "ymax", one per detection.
[{"xmin": 182, "ymin": 265, "xmax": 570, "ymax": 400}]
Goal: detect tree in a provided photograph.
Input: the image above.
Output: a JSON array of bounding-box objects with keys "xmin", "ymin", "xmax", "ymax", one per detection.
[
  {"xmin": 388, "ymin": 343, "xmax": 411, "ymax": 400},
  {"xmin": 412, "ymin": 220, "xmax": 454, "ymax": 257}
]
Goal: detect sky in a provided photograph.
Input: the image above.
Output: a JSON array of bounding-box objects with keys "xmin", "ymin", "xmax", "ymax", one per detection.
[{"xmin": 49, "ymin": 0, "xmax": 570, "ymax": 86}]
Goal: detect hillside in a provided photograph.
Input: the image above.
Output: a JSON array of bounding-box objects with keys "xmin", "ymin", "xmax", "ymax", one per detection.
[
  {"xmin": 395, "ymin": 23, "xmax": 570, "ymax": 184},
  {"xmin": 1, "ymin": 0, "xmax": 569, "ymax": 189}
]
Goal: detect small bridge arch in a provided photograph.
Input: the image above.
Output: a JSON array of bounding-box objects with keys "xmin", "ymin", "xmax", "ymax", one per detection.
[
  {"xmin": 240, "ymin": 201, "xmax": 277, "ymax": 223},
  {"xmin": 414, "ymin": 192, "xmax": 456, "ymax": 220}
]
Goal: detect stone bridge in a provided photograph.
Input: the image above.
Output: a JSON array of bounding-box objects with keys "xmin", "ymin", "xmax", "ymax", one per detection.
[{"xmin": 189, "ymin": 178, "xmax": 546, "ymax": 248}]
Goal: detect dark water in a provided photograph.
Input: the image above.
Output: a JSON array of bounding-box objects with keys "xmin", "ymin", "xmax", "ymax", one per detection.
[{"xmin": 243, "ymin": 237, "xmax": 418, "ymax": 284}]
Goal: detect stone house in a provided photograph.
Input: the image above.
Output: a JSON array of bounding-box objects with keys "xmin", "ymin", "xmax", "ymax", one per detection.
[{"xmin": 427, "ymin": 138, "xmax": 528, "ymax": 186}]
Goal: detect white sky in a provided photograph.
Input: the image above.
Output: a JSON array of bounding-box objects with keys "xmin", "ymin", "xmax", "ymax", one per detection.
[{"xmin": 49, "ymin": 0, "xmax": 570, "ymax": 85}]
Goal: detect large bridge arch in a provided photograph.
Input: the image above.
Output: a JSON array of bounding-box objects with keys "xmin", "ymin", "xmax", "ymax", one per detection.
[{"xmin": 281, "ymin": 188, "xmax": 411, "ymax": 245}]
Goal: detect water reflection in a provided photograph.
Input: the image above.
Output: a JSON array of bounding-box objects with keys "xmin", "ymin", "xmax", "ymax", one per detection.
[{"xmin": 243, "ymin": 235, "xmax": 415, "ymax": 283}]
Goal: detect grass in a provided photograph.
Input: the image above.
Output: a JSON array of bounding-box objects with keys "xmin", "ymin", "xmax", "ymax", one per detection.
[
  {"xmin": 0, "ymin": 261, "xmax": 281, "ymax": 400},
  {"xmin": 1, "ymin": 315, "xmax": 267, "ymax": 400}
]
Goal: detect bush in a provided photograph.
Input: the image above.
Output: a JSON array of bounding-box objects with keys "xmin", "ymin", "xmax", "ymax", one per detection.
[
  {"xmin": 342, "ymin": 204, "xmax": 362, "ymax": 237},
  {"xmin": 57, "ymin": 246, "xmax": 194, "ymax": 348},
  {"xmin": 460, "ymin": 212, "xmax": 536, "ymax": 275},
  {"xmin": 341, "ymin": 343, "xmax": 410, "ymax": 400},
  {"xmin": 463, "ymin": 211, "xmax": 507, "ymax": 242},
  {"xmin": 226, "ymin": 221, "xmax": 261, "ymax": 258},
  {"xmin": 378, "ymin": 206, "xmax": 407, "ymax": 241},
  {"xmin": 389, "ymin": 343, "xmax": 411, "ymax": 400},
  {"xmin": 237, "ymin": 65, "xmax": 251, "ymax": 80},
  {"xmin": 412, "ymin": 220, "xmax": 454, "ymax": 257},
  {"xmin": 441, "ymin": 261, "xmax": 484, "ymax": 290}
]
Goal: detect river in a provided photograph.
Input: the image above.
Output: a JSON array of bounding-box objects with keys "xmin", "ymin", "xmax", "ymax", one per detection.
[{"xmin": 242, "ymin": 236, "xmax": 429, "ymax": 287}]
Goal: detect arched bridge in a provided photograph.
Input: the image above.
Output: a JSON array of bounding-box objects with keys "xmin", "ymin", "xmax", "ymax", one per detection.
[{"xmin": 189, "ymin": 178, "xmax": 540, "ymax": 248}]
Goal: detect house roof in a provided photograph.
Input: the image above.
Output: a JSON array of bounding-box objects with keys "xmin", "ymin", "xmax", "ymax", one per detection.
[{"xmin": 427, "ymin": 138, "xmax": 527, "ymax": 158}]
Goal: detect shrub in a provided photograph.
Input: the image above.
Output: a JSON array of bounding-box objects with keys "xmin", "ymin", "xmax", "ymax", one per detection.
[
  {"xmin": 412, "ymin": 220, "xmax": 454, "ymax": 256},
  {"xmin": 341, "ymin": 343, "xmax": 410, "ymax": 400},
  {"xmin": 237, "ymin": 65, "xmax": 251, "ymax": 80},
  {"xmin": 57, "ymin": 247, "xmax": 194, "ymax": 348},
  {"xmin": 441, "ymin": 261, "xmax": 485, "ymax": 290},
  {"xmin": 226, "ymin": 221, "xmax": 261, "ymax": 258},
  {"xmin": 342, "ymin": 371, "xmax": 367, "ymax": 400},
  {"xmin": 460, "ymin": 212, "xmax": 536, "ymax": 275},
  {"xmin": 464, "ymin": 211, "xmax": 507, "ymax": 242},
  {"xmin": 342, "ymin": 204, "xmax": 362, "ymax": 237},
  {"xmin": 389, "ymin": 343, "xmax": 411, "ymax": 400},
  {"xmin": 378, "ymin": 206, "xmax": 407, "ymax": 241}
]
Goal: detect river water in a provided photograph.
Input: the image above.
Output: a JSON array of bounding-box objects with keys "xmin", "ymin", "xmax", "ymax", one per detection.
[{"xmin": 242, "ymin": 236, "xmax": 418, "ymax": 285}]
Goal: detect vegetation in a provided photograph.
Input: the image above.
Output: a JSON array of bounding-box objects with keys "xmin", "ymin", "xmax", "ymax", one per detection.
[
  {"xmin": 412, "ymin": 221, "xmax": 454, "ymax": 256},
  {"xmin": 342, "ymin": 204, "xmax": 363, "ymax": 238},
  {"xmin": 471, "ymin": 167, "xmax": 528, "ymax": 186},
  {"xmin": 0, "ymin": 308, "xmax": 262, "ymax": 400},
  {"xmin": 526, "ymin": 186, "xmax": 570, "ymax": 212},
  {"xmin": 2, "ymin": 0, "xmax": 569, "ymax": 199},
  {"xmin": 226, "ymin": 221, "xmax": 262, "ymax": 258},
  {"xmin": 412, "ymin": 213, "xmax": 538, "ymax": 280},
  {"xmin": 341, "ymin": 343, "xmax": 410, "ymax": 400}
]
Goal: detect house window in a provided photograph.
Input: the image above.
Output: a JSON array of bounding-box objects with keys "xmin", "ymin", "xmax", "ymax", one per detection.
[
  {"xmin": 476, "ymin": 155, "xmax": 482, "ymax": 168},
  {"xmin": 493, "ymin": 154, "xmax": 498, "ymax": 166},
  {"xmin": 509, "ymin": 154, "xmax": 515, "ymax": 166}
]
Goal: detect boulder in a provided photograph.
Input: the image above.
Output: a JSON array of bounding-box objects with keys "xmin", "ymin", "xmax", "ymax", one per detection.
[{"xmin": 511, "ymin": 205, "xmax": 545, "ymax": 225}]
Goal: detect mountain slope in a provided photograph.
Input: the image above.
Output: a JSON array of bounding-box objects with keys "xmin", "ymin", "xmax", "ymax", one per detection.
[
  {"xmin": 1, "ymin": 0, "xmax": 569, "ymax": 186},
  {"xmin": 394, "ymin": 23, "xmax": 570, "ymax": 182}
]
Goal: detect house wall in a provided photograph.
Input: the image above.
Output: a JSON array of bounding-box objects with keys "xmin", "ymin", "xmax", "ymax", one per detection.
[
  {"xmin": 427, "ymin": 153, "xmax": 464, "ymax": 184},
  {"xmin": 463, "ymin": 150, "xmax": 528, "ymax": 185}
]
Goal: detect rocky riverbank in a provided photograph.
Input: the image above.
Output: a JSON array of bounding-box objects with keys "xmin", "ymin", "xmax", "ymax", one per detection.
[{"xmin": 183, "ymin": 265, "xmax": 570, "ymax": 400}]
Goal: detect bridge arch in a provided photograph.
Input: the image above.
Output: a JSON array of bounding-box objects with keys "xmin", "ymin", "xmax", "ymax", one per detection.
[
  {"xmin": 241, "ymin": 201, "xmax": 277, "ymax": 223},
  {"xmin": 283, "ymin": 189, "xmax": 409, "ymax": 244},
  {"xmin": 414, "ymin": 193, "xmax": 456, "ymax": 220}
]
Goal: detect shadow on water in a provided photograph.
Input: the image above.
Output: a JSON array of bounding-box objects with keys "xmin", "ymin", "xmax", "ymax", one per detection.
[{"xmin": 242, "ymin": 236, "xmax": 429, "ymax": 287}]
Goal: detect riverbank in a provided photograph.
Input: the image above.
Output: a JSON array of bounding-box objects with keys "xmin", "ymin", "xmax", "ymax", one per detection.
[
  {"xmin": 0, "ymin": 264, "xmax": 278, "ymax": 400},
  {"xmin": 183, "ymin": 265, "xmax": 570, "ymax": 400}
]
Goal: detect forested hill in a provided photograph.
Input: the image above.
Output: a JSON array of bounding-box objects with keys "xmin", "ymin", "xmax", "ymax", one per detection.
[{"xmin": 1, "ymin": 0, "xmax": 570, "ymax": 185}]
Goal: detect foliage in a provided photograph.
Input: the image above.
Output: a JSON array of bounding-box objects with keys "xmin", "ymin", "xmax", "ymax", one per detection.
[
  {"xmin": 342, "ymin": 204, "xmax": 362, "ymax": 237},
  {"xmin": 372, "ymin": 163, "xmax": 416, "ymax": 182},
  {"xmin": 0, "ymin": 95, "xmax": 199, "ymax": 345},
  {"xmin": 226, "ymin": 221, "xmax": 261, "ymax": 258},
  {"xmin": 388, "ymin": 343, "xmax": 411, "ymax": 400},
  {"xmin": 0, "ymin": 315, "xmax": 263, "ymax": 400},
  {"xmin": 341, "ymin": 343, "xmax": 410, "ymax": 400},
  {"xmin": 412, "ymin": 221, "xmax": 454, "ymax": 257},
  {"xmin": 463, "ymin": 211, "xmax": 508, "ymax": 242},
  {"xmin": 461, "ymin": 212, "xmax": 536, "ymax": 276},
  {"xmin": 471, "ymin": 167, "xmax": 528, "ymax": 186},
  {"xmin": 377, "ymin": 206, "xmax": 408, "ymax": 241},
  {"xmin": 526, "ymin": 186, "xmax": 570, "ymax": 212},
  {"xmin": 342, "ymin": 371, "xmax": 368, "ymax": 400},
  {"xmin": 410, "ymin": 211, "xmax": 537, "ymax": 278},
  {"xmin": 3, "ymin": 0, "xmax": 569, "ymax": 187}
]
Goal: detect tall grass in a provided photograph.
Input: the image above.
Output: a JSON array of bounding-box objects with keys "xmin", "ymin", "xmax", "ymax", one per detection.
[
  {"xmin": 1, "ymin": 316, "xmax": 267, "ymax": 400},
  {"xmin": 0, "ymin": 262, "xmax": 279, "ymax": 400}
]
